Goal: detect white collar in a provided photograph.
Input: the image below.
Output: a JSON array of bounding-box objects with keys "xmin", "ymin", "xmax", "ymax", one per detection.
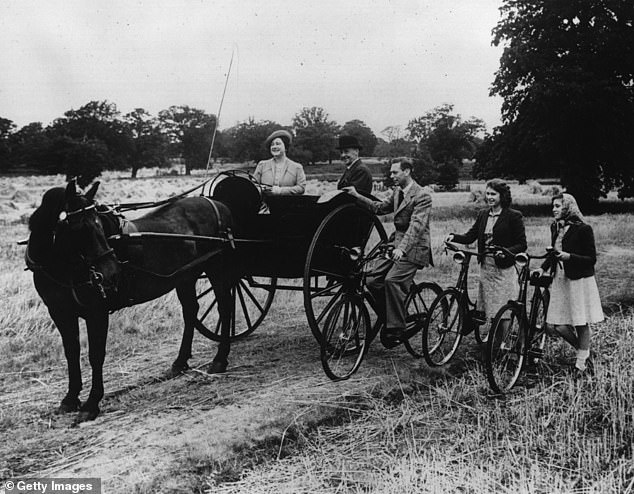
[
  {"xmin": 400, "ymin": 180, "xmax": 414, "ymax": 196},
  {"xmin": 346, "ymin": 158, "xmax": 360, "ymax": 170}
]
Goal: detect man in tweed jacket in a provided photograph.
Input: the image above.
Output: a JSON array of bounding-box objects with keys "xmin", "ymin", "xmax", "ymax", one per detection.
[{"xmin": 344, "ymin": 158, "xmax": 432, "ymax": 347}]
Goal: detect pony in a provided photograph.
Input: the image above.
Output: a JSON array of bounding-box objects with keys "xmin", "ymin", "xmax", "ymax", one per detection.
[{"xmin": 26, "ymin": 179, "xmax": 239, "ymax": 423}]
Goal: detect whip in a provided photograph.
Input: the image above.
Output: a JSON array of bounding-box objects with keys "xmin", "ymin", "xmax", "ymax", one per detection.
[{"xmin": 205, "ymin": 45, "xmax": 237, "ymax": 175}]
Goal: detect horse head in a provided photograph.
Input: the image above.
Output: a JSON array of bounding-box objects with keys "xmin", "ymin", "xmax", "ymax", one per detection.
[{"xmin": 29, "ymin": 179, "xmax": 121, "ymax": 305}]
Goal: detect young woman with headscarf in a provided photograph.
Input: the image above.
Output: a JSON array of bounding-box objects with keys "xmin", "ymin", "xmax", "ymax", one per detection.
[{"xmin": 535, "ymin": 193, "xmax": 604, "ymax": 375}]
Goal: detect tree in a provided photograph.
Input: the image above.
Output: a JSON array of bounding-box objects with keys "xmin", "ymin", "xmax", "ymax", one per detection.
[
  {"xmin": 50, "ymin": 100, "xmax": 132, "ymax": 171},
  {"xmin": 292, "ymin": 107, "xmax": 340, "ymax": 165},
  {"xmin": 482, "ymin": 0, "xmax": 634, "ymax": 205},
  {"xmin": 7, "ymin": 122, "xmax": 53, "ymax": 173},
  {"xmin": 123, "ymin": 109, "xmax": 170, "ymax": 178},
  {"xmin": 223, "ymin": 118, "xmax": 283, "ymax": 163},
  {"xmin": 158, "ymin": 106, "xmax": 216, "ymax": 174},
  {"xmin": 0, "ymin": 117, "xmax": 16, "ymax": 171},
  {"xmin": 340, "ymin": 119, "xmax": 378, "ymax": 156},
  {"xmin": 408, "ymin": 104, "xmax": 485, "ymax": 190}
]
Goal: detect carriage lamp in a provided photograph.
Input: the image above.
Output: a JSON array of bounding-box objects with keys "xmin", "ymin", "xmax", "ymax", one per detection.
[{"xmin": 452, "ymin": 251, "xmax": 466, "ymax": 264}]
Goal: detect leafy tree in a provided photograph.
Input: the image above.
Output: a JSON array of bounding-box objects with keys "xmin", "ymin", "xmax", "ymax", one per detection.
[
  {"xmin": 408, "ymin": 104, "xmax": 485, "ymax": 190},
  {"xmin": 374, "ymin": 137, "xmax": 416, "ymax": 158},
  {"xmin": 158, "ymin": 105, "xmax": 216, "ymax": 174},
  {"xmin": 0, "ymin": 117, "xmax": 16, "ymax": 171},
  {"xmin": 123, "ymin": 109, "xmax": 170, "ymax": 178},
  {"xmin": 7, "ymin": 122, "xmax": 53, "ymax": 173},
  {"xmin": 50, "ymin": 100, "xmax": 132, "ymax": 171},
  {"xmin": 340, "ymin": 119, "xmax": 377, "ymax": 156},
  {"xmin": 481, "ymin": 0, "xmax": 634, "ymax": 205},
  {"xmin": 223, "ymin": 118, "xmax": 283, "ymax": 163},
  {"xmin": 292, "ymin": 107, "xmax": 340, "ymax": 165}
]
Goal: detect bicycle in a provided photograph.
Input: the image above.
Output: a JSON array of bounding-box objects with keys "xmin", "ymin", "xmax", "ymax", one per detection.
[
  {"xmin": 321, "ymin": 242, "xmax": 442, "ymax": 381},
  {"xmin": 484, "ymin": 247, "xmax": 556, "ymax": 394},
  {"xmin": 420, "ymin": 242, "xmax": 493, "ymax": 367}
]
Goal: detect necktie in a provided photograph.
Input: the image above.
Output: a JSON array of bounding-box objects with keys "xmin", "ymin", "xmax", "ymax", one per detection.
[{"xmin": 397, "ymin": 189, "xmax": 404, "ymax": 208}]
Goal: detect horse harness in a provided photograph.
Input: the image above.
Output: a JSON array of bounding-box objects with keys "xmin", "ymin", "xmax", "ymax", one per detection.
[{"xmin": 26, "ymin": 196, "xmax": 236, "ymax": 310}]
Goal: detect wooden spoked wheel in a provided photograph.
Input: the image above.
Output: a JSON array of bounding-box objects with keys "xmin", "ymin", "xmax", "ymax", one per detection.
[
  {"xmin": 194, "ymin": 275, "xmax": 277, "ymax": 341},
  {"xmin": 303, "ymin": 204, "xmax": 387, "ymax": 343}
]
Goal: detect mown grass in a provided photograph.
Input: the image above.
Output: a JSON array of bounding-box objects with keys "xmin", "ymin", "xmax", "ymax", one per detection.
[{"xmin": 1, "ymin": 174, "xmax": 633, "ymax": 492}]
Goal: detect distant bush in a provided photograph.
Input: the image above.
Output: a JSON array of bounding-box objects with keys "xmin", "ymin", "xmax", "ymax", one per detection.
[
  {"xmin": 541, "ymin": 185, "xmax": 562, "ymax": 197},
  {"xmin": 469, "ymin": 189, "xmax": 486, "ymax": 204},
  {"xmin": 527, "ymin": 180, "xmax": 543, "ymax": 194}
]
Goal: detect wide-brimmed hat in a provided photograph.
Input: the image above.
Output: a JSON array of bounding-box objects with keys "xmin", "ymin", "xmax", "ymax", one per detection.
[
  {"xmin": 337, "ymin": 135, "xmax": 362, "ymax": 150},
  {"xmin": 265, "ymin": 129, "xmax": 293, "ymax": 149}
]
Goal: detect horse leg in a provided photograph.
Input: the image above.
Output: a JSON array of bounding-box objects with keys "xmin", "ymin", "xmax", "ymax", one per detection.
[
  {"xmin": 209, "ymin": 276, "xmax": 232, "ymax": 374},
  {"xmin": 76, "ymin": 311, "xmax": 109, "ymax": 423},
  {"xmin": 171, "ymin": 281, "xmax": 198, "ymax": 374},
  {"xmin": 49, "ymin": 309, "xmax": 82, "ymax": 414}
]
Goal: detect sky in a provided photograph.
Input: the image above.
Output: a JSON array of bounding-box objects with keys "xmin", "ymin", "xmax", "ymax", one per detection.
[{"xmin": 0, "ymin": 0, "xmax": 505, "ymax": 137}]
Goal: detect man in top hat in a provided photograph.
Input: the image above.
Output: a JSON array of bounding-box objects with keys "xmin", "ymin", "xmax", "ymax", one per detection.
[
  {"xmin": 336, "ymin": 135, "xmax": 373, "ymax": 196},
  {"xmin": 344, "ymin": 157, "xmax": 433, "ymax": 348}
]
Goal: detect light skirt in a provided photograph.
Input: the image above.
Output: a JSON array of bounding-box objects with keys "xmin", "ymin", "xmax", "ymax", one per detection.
[
  {"xmin": 546, "ymin": 269, "xmax": 604, "ymax": 326},
  {"xmin": 477, "ymin": 256, "xmax": 519, "ymax": 321}
]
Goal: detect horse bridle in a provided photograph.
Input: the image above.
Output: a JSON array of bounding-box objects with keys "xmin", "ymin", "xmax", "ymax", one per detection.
[{"xmin": 27, "ymin": 201, "xmax": 120, "ymax": 306}]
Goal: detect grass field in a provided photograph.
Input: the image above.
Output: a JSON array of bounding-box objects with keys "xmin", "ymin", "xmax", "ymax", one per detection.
[{"xmin": 0, "ymin": 172, "xmax": 633, "ymax": 493}]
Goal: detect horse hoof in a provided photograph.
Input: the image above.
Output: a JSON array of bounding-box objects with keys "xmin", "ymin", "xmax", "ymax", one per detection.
[
  {"xmin": 170, "ymin": 361, "xmax": 190, "ymax": 376},
  {"xmin": 208, "ymin": 360, "xmax": 227, "ymax": 374},
  {"xmin": 73, "ymin": 407, "xmax": 100, "ymax": 425},
  {"xmin": 56, "ymin": 398, "xmax": 81, "ymax": 414}
]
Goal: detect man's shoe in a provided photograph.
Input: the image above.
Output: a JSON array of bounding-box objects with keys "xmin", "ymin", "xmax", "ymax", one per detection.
[{"xmin": 381, "ymin": 328, "xmax": 405, "ymax": 349}]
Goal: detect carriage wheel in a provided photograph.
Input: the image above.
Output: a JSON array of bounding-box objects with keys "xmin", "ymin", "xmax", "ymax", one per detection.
[
  {"xmin": 194, "ymin": 275, "xmax": 277, "ymax": 341},
  {"xmin": 321, "ymin": 294, "xmax": 371, "ymax": 381},
  {"xmin": 303, "ymin": 204, "xmax": 387, "ymax": 342},
  {"xmin": 402, "ymin": 282, "xmax": 443, "ymax": 358},
  {"xmin": 421, "ymin": 288, "xmax": 463, "ymax": 367}
]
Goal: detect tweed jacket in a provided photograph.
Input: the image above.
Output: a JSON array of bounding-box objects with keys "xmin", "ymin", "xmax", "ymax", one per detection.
[
  {"xmin": 451, "ymin": 207, "xmax": 527, "ymax": 269},
  {"xmin": 541, "ymin": 221, "xmax": 597, "ymax": 280},
  {"xmin": 253, "ymin": 158, "xmax": 306, "ymax": 195},
  {"xmin": 337, "ymin": 159, "xmax": 373, "ymax": 196},
  {"xmin": 357, "ymin": 181, "xmax": 432, "ymax": 267}
]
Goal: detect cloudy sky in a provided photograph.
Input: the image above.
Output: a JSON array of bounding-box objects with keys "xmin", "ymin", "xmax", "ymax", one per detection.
[{"xmin": 1, "ymin": 0, "xmax": 505, "ymax": 136}]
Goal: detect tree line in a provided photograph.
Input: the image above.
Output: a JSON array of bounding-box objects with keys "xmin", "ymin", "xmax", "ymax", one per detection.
[
  {"xmin": 0, "ymin": 101, "xmax": 484, "ymax": 189},
  {"xmin": 2, "ymin": 0, "xmax": 632, "ymax": 202}
]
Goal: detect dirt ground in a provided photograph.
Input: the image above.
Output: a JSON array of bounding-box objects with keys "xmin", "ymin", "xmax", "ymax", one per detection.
[{"xmin": 1, "ymin": 304, "xmax": 431, "ymax": 493}]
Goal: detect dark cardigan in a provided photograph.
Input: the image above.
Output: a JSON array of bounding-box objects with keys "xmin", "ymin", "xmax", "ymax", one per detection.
[
  {"xmin": 541, "ymin": 221, "xmax": 597, "ymax": 280},
  {"xmin": 452, "ymin": 207, "xmax": 527, "ymax": 269}
]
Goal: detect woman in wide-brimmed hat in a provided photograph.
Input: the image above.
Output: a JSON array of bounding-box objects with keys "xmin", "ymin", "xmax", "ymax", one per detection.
[{"xmin": 253, "ymin": 129, "xmax": 306, "ymax": 195}]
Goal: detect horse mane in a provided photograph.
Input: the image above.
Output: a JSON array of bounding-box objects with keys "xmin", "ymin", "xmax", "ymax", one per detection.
[
  {"xmin": 28, "ymin": 187, "xmax": 66, "ymax": 266},
  {"xmin": 29, "ymin": 187, "xmax": 65, "ymax": 233}
]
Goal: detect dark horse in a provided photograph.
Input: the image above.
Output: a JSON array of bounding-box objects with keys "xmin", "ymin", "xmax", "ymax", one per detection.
[{"xmin": 27, "ymin": 179, "xmax": 238, "ymax": 423}]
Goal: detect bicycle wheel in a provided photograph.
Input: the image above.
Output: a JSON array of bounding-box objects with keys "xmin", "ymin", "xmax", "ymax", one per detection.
[
  {"xmin": 321, "ymin": 294, "xmax": 371, "ymax": 381},
  {"xmin": 486, "ymin": 304, "xmax": 527, "ymax": 394},
  {"xmin": 421, "ymin": 288, "xmax": 463, "ymax": 367},
  {"xmin": 403, "ymin": 282, "xmax": 443, "ymax": 358},
  {"xmin": 527, "ymin": 289, "xmax": 549, "ymax": 364}
]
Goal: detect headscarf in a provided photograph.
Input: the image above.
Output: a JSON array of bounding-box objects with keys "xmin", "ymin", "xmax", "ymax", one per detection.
[{"xmin": 555, "ymin": 193, "xmax": 585, "ymax": 228}]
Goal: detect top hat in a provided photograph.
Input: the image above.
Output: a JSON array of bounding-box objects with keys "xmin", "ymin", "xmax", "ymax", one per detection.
[
  {"xmin": 265, "ymin": 129, "xmax": 293, "ymax": 149},
  {"xmin": 337, "ymin": 135, "xmax": 362, "ymax": 150}
]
